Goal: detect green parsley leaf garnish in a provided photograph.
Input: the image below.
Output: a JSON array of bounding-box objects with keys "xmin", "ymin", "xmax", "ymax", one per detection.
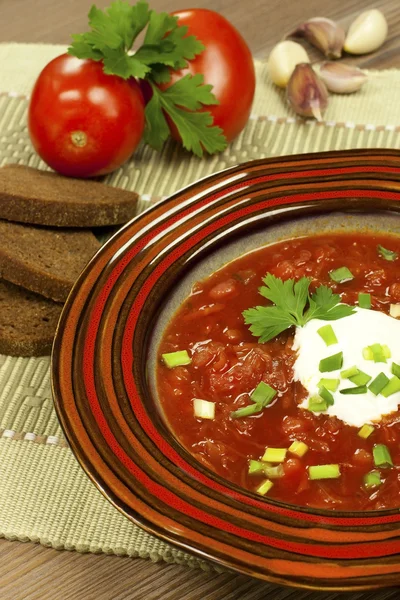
[
  {"xmin": 68, "ymin": 0, "xmax": 227, "ymax": 156},
  {"xmin": 377, "ymin": 244, "xmax": 398, "ymax": 262},
  {"xmin": 144, "ymin": 77, "xmax": 226, "ymax": 156},
  {"xmin": 243, "ymin": 274, "xmax": 355, "ymax": 343}
]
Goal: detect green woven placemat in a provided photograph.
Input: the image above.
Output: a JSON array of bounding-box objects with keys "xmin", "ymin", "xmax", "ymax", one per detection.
[{"xmin": 0, "ymin": 43, "xmax": 400, "ymax": 568}]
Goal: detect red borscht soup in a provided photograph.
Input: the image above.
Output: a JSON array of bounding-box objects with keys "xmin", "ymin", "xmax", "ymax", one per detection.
[{"xmin": 156, "ymin": 232, "xmax": 400, "ymax": 511}]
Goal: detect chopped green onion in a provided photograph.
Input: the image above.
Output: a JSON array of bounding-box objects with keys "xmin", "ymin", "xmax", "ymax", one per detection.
[
  {"xmin": 382, "ymin": 345, "xmax": 391, "ymax": 359},
  {"xmin": 392, "ymin": 362, "xmax": 400, "ymax": 378},
  {"xmin": 377, "ymin": 244, "xmax": 398, "ymax": 262},
  {"xmin": 263, "ymin": 464, "xmax": 285, "ymax": 479},
  {"xmin": 231, "ymin": 403, "xmax": 261, "ymax": 419},
  {"xmin": 288, "ymin": 440, "xmax": 309, "ymax": 457},
  {"xmin": 349, "ymin": 370, "xmax": 372, "ymax": 386},
  {"xmin": 368, "ymin": 372, "xmax": 389, "ymax": 396},
  {"xmin": 329, "ymin": 267, "xmax": 354, "ymax": 283},
  {"xmin": 250, "ymin": 381, "xmax": 277, "ymax": 406},
  {"xmin": 363, "ymin": 344, "xmax": 387, "ymax": 363},
  {"xmin": 362, "ymin": 346, "xmax": 373, "ymax": 360},
  {"xmin": 231, "ymin": 381, "xmax": 277, "ymax": 419},
  {"xmin": 262, "ymin": 447, "xmax": 287, "ymax": 463},
  {"xmin": 340, "ymin": 385, "xmax": 368, "ymax": 395},
  {"xmin": 308, "ymin": 464, "xmax": 341, "ymax": 480},
  {"xmin": 358, "ymin": 424, "xmax": 375, "ymax": 439},
  {"xmin": 364, "ymin": 470, "xmax": 382, "ymax": 488},
  {"xmin": 264, "ymin": 466, "xmax": 284, "ymax": 479},
  {"xmin": 248, "ymin": 460, "xmax": 266, "ymax": 475},
  {"xmin": 162, "ymin": 350, "xmax": 191, "ymax": 368},
  {"xmin": 358, "ymin": 292, "xmax": 371, "ymax": 309},
  {"xmin": 319, "ymin": 351, "xmax": 343, "ymax": 373},
  {"xmin": 319, "ymin": 386, "xmax": 334, "ymax": 406},
  {"xmin": 317, "ymin": 324, "xmax": 338, "ymax": 347},
  {"xmin": 372, "ymin": 348, "xmax": 386, "ymax": 363},
  {"xmin": 373, "ymin": 444, "xmax": 393, "ymax": 467},
  {"xmin": 341, "ymin": 365, "xmax": 359, "ymax": 379},
  {"xmin": 318, "ymin": 378, "xmax": 339, "ymax": 392},
  {"xmin": 248, "ymin": 460, "xmax": 284, "ymax": 479},
  {"xmin": 193, "ymin": 399, "xmax": 215, "ymax": 420},
  {"xmin": 381, "ymin": 376, "xmax": 400, "ymax": 398},
  {"xmin": 371, "ymin": 343, "xmax": 388, "ymax": 363},
  {"xmin": 308, "ymin": 396, "xmax": 328, "ymax": 412},
  {"xmin": 256, "ymin": 479, "xmax": 274, "ymax": 495}
]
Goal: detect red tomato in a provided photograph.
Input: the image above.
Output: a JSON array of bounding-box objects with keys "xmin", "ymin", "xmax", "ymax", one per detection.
[
  {"xmin": 28, "ymin": 54, "xmax": 145, "ymax": 178},
  {"xmin": 166, "ymin": 9, "xmax": 256, "ymax": 143}
]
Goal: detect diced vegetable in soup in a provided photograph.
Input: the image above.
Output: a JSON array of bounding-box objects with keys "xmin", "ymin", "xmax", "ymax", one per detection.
[{"xmin": 156, "ymin": 233, "xmax": 400, "ymax": 510}]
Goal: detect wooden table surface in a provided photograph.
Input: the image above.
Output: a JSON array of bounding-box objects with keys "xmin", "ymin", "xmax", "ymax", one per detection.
[{"xmin": 1, "ymin": 1, "xmax": 400, "ymax": 599}]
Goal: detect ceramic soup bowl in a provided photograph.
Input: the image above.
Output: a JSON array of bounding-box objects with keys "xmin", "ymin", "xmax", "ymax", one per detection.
[{"xmin": 52, "ymin": 149, "xmax": 400, "ymax": 591}]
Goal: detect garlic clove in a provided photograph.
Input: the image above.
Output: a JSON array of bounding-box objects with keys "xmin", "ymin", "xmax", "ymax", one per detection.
[
  {"xmin": 288, "ymin": 17, "xmax": 345, "ymax": 59},
  {"xmin": 267, "ymin": 40, "xmax": 310, "ymax": 87},
  {"xmin": 318, "ymin": 61, "xmax": 367, "ymax": 94},
  {"xmin": 344, "ymin": 9, "xmax": 388, "ymax": 55},
  {"xmin": 287, "ymin": 63, "xmax": 329, "ymax": 120}
]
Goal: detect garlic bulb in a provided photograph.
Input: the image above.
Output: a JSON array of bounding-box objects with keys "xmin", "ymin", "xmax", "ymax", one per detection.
[
  {"xmin": 267, "ymin": 41, "xmax": 310, "ymax": 87},
  {"xmin": 288, "ymin": 17, "xmax": 345, "ymax": 59},
  {"xmin": 287, "ymin": 63, "xmax": 329, "ymax": 120},
  {"xmin": 344, "ymin": 9, "xmax": 388, "ymax": 54},
  {"xmin": 318, "ymin": 62, "xmax": 367, "ymax": 94}
]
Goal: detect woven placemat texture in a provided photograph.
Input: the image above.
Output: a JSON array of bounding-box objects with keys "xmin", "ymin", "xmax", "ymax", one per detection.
[{"xmin": 1, "ymin": 43, "xmax": 400, "ymax": 571}]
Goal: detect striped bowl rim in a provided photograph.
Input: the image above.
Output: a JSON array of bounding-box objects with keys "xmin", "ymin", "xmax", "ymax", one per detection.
[{"xmin": 52, "ymin": 149, "xmax": 400, "ymax": 590}]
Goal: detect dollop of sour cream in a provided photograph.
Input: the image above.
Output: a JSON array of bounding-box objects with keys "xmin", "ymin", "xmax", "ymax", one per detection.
[{"xmin": 292, "ymin": 308, "xmax": 400, "ymax": 427}]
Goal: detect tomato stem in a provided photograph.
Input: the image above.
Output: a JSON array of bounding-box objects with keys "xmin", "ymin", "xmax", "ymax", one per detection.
[{"xmin": 71, "ymin": 130, "xmax": 87, "ymax": 148}]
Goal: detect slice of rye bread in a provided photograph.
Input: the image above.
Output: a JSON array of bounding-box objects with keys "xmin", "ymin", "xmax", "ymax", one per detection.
[
  {"xmin": 0, "ymin": 279, "xmax": 62, "ymax": 356},
  {"xmin": 0, "ymin": 164, "xmax": 139, "ymax": 228},
  {"xmin": 0, "ymin": 219, "xmax": 101, "ymax": 302}
]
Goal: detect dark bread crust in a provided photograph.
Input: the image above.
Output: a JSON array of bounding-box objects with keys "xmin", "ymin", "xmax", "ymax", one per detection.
[
  {"xmin": 0, "ymin": 220, "xmax": 101, "ymax": 302},
  {"xmin": 0, "ymin": 280, "xmax": 62, "ymax": 356},
  {"xmin": 0, "ymin": 164, "xmax": 139, "ymax": 227}
]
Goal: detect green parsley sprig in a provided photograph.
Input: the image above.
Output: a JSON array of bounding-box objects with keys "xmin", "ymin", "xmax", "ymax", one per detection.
[
  {"xmin": 243, "ymin": 274, "xmax": 355, "ymax": 343},
  {"xmin": 68, "ymin": 0, "xmax": 227, "ymax": 156}
]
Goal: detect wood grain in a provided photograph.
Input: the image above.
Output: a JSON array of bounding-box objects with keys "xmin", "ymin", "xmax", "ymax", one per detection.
[
  {"xmin": 2, "ymin": 0, "xmax": 400, "ymax": 598},
  {"xmin": 1, "ymin": 539, "xmax": 400, "ymax": 600},
  {"xmin": 2, "ymin": 0, "xmax": 400, "ymax": 66}
]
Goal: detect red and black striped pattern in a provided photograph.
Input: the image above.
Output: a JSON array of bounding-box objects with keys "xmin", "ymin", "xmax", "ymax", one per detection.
[{"xmin": 52, "ymin": 150, "xmax": 400, "ymax": 591}]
